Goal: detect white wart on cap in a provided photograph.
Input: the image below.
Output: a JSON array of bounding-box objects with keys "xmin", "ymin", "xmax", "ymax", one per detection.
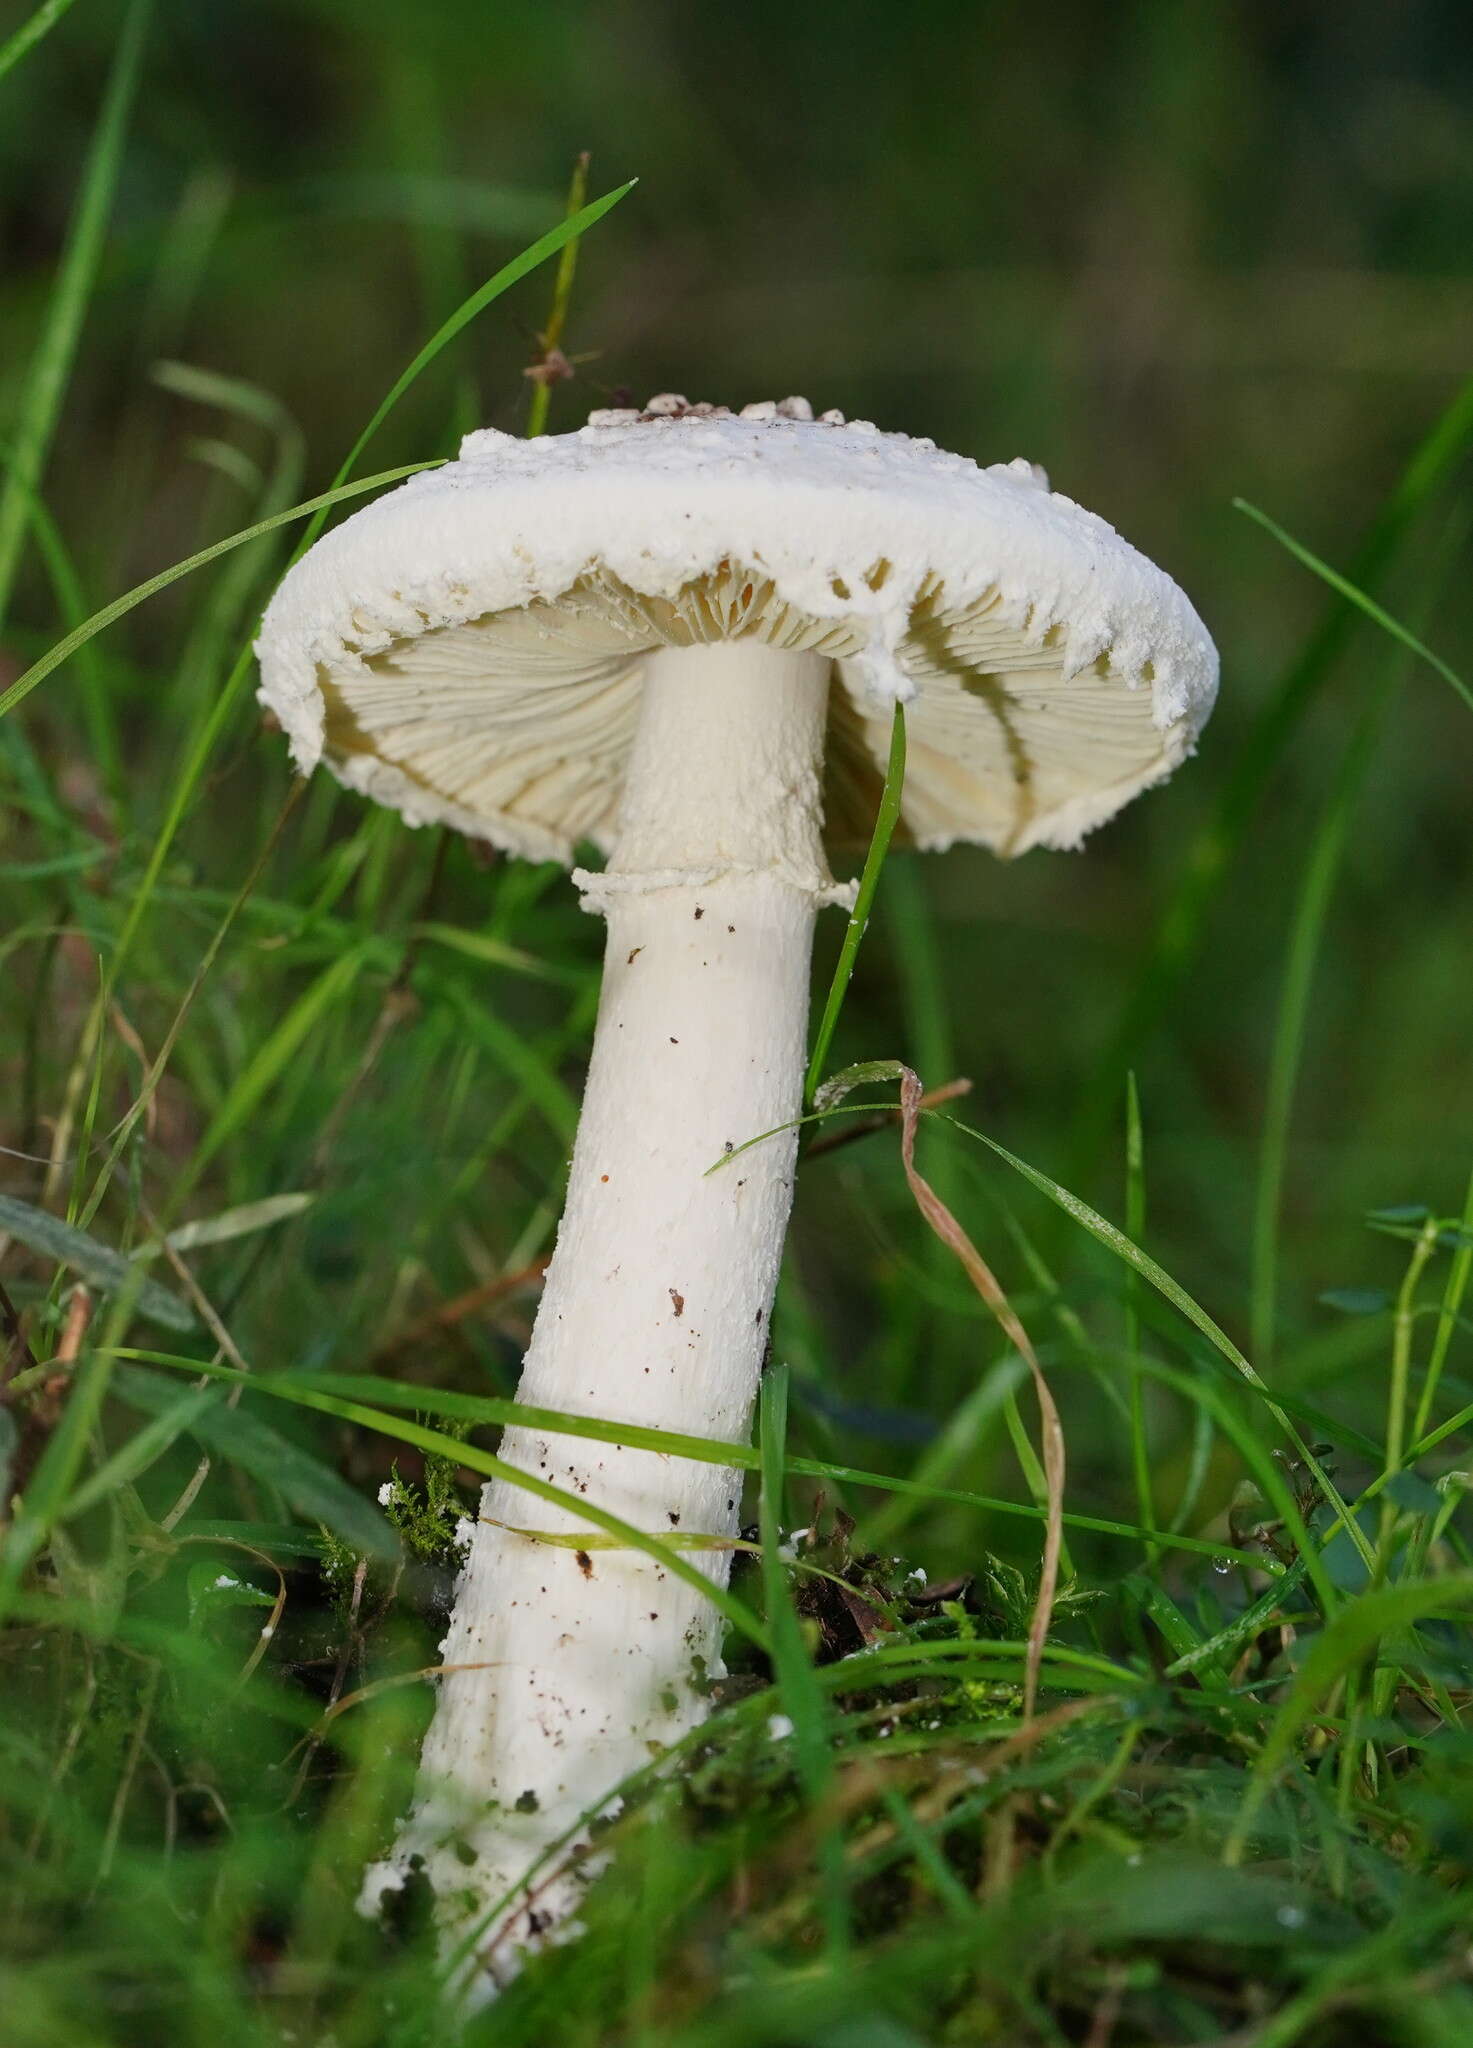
[{"xmin": 257, "ymin": 401, "xmax": 1218, "ymax": 863}]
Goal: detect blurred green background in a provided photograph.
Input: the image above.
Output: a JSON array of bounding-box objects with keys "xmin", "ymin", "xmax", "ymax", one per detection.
[
  {"xmin": 2, "ymin": 0, "xmax": 1470, "ymax": 1547},
  {"xmin": 3, "ymin": 7, "xmax": 1473, "ymax": 2039}
]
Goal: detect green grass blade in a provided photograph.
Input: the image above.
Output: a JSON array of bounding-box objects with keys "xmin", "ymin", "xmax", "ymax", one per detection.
[
  {"xmin": 944, "ymin": 1113, "xmax": 1375, "ymax": 1574},
  {"xmin": 1235, "ymin": 498, "xmax": 1472, "ymax": 714},
  {"xmin": 951, "ymin": 1121, "xmax": 1264, "ymax": 1392},
  {"xmin": 886, "ymin": 859, "xmax": 957, "ymax": 1105},
  {"xmin": 150, "ymin": 359, "xmax": 301, "ymax": 439},
  {"xmin": 57, "ymin": 1381, "xmax": 222, "ymax": 1522},
  {"xmin": 1225, "ymin": 1573, "xmax": 1473, "ymax": 1865},
  {"xmin": 199, "ymin": 1371, "xmax": 768, "ymax": 1651},
  {"xmin": 1070, "ymin": 372, "xmax": 1473, "ymax": 1177},
  {"xmin": 0, "ymin": 438, "xmax": 113, "ymax": 791},
  {"xmin": 111, "ymin": 1366, "xmax": 396, "ymax": 1558},
  {"xmin": 759, "ymin": 1366, "xmax": 845, "ymax": 1946},
  {"xmin": 184, "ymin": 944, "xmax": 374, "ymax": 1183},
  {"xmin": 102, "ymin": 643, "xmax": 260, "ymax": 989},
  {"xmin": 759, "ymin": 1367, "xmax": 835, "ymax": 1783},
  {"xmin": 68, "ymin": 187, "xmax": 628, "ymax": 1010},
  {"xmin": 1163, "ymin": 1562, "xmax": 1311, "ymax": 1680},
  {"xmin": 805, "ymin": 701, "xmax": 906, "ymax": 1106},
  {"xmin": 1168, "ymin": 1395, "xmax": 1216, "ymax": 1537},
  {"xmin": 1249, "ymin": 660, "xmax": 1403, "ymax": 1366},
  {"xmin": 860, "ymin": 1355, "xmax": 1026, "ymax": 1550},
  {"xmin": 298, "ymin": 177, "xmax": 637, "ymax": 556},
  {"xmin": 78, "ymin": 785, "xmax": 304, "ymax": 1233},
  {"xmin": 424, "ymin": 971, "xmax": 582, "ymax": 1142},
  {"xmin": 0, "ymin": 1193, "xmax": 194, "ymax": 1332},
  {"xmin": 0, "ymin": 1349, "xmax": 118, "ymax": 1613},
  {"xmin": 411, "ymin": 920, "xmax": 576, "ymax": 983},
  {"xmin": 1414, "ymin": 1163, "xmax": 1473, "ymax": 1442},
  {"xmin": 876, "ymin": 1784, "xmax": 978, "ymax": 1921},
  {"xmin": 152, "ymin": 362, "xmax": 307, "ymax": 721},
  {"xmin": 110, "ymin": 1355, "xmax": 1279, "ymax": 1573},
  {"xmin": 0, "ymin": 0, "xmax": 151, "ymax": 623},
  {"xmin": 525, "ymin": 154, "xmax": 590, "ymax": 439},
  {"xmin": 1123, "ymin": 1071, "xmax": 1155, "ymax": 1556},
  {"xmin": 1250, "ymin": 523, "xmax": 1461, "ymax": 1364},
  {"xmin": 0, "ymin": 0, "xmax": 78, "ymax": 82},
  {"xmin": 131, "ymin": 1193, "xmax": 314, "ymax": 1263},
  {"xmin": 1124, "ymin": 1574, "xmax": 1228, "ymax": 1685},
  {"xmin": 0, "ymin": 462, "xmax": 436, "ymax": 724},
  {"xmin": 883, "ymin": 857, "xmax": 963, "ymax": 1391},
  {"xmin": 1109, "ymin": 1347, "xmax": 1335, "ymax": 1611},
  {"xmin": 809, "ymin": 1633, "xmax": 1136, "ymax": 1694}
]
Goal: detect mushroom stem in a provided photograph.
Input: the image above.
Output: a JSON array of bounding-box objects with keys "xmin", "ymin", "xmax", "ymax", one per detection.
[{"xmin": 373, "ymin": 642, "xmax": 838, "ymax": 1989}]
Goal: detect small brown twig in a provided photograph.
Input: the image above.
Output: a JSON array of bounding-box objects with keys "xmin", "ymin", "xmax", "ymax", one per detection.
[
  {"xmin": 136, "ymin": 1199, "xmax": 254, "ymax": 1531},
  {"xmin": 107, "ymin": 999, "xmax": 157, "ymax": 1142},
  {"xmin": 0, "ymin": 1274, "xmax": 38, "ymax": 1391},
  {"xmin": 32, "ymin": 1283, "xmax": 94, "ymax": 1435},
  {"xmin": 2, "ymin": 1281, "xmax": 92, "ymax": 1506},
  {"xmin": 367, "ymin": 1258, "xmax": 549, "ymax": 1369},
  {"xmin": 523, "ymin": 345, "xmax": 575, "ymax": 391},
  {"xmin": 90, "ymin": 1657, "xmax": 161, "ymax": 1895},
  {"xmin": 25, "ymin": 1638, "xmax": 98, "ymax": 1858},
  {"xmin": 173, "ymin": 1534, "xmax": 287, "ymax": 1692},
  {"xmin": 805, "ymin": 1075, "xmax": 972, "ymax": 1160},
  {"xmin": 287, "ymin": 1554, "xmax": 369, "ymax": 1802},
  {"xmin": 1083, "ymin": 1966, "xmax": 1127, "ymax": 2048},
  {"xmin": 524, "ymin": 152, "xmax": 590, "ymax": 438}
]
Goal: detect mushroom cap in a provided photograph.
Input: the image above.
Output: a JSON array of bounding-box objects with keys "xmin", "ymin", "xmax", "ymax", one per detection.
[{"xmin": 256, "ymin": 405, "xmax": 1218, "ymax": 863}]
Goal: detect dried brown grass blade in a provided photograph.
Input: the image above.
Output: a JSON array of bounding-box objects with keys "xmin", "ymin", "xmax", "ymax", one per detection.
[{"xmin": 896, "ymin": 1066, "xmax": 1064, "ymax": 1720}]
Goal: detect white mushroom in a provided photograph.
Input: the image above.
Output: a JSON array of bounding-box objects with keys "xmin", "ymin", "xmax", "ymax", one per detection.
[{"xmin": 255, "ymin": 399, "xmax": 1217, "ymax": 1990}]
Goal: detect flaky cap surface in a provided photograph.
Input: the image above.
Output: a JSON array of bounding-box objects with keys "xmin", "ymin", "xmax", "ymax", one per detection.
[{"xmin": 256, "ymin": 404, "xmax": 1218, "ymax": 863}]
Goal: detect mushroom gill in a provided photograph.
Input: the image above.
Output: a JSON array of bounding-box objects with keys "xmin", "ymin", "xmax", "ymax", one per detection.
[{"xmin": 317, "ymin": 559, "xmax": 1177, "ymax": 861}]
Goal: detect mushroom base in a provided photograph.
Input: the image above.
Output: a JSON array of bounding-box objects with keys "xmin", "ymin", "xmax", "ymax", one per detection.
[{"xmin": 365, "ymin": 644, "xmax": 838, "ymax": 1995}]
